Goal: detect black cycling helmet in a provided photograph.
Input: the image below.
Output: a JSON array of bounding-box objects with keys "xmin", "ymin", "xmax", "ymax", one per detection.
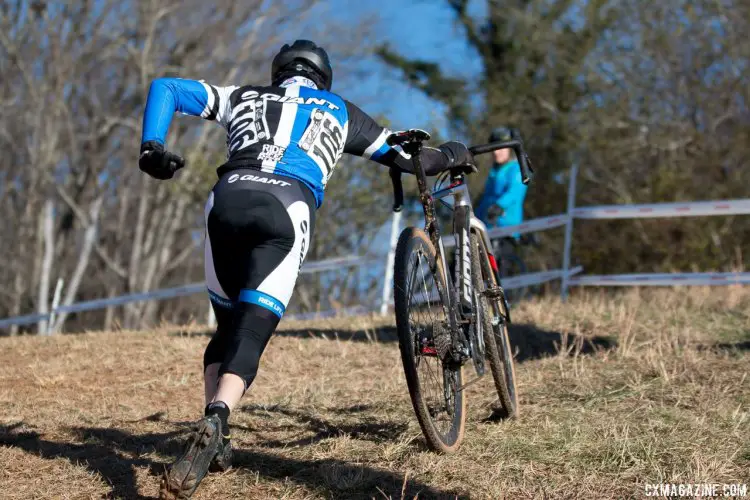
[
  {"xmin": 271, "ymin": 40, "xmax": 333, "ymax": 91},
  {"xmin": 488, "ymin": 126, "xmax": 518, "ymax": 143}
]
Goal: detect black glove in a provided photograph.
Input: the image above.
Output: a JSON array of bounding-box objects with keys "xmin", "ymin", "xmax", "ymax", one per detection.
[
  {"xmin": 139, "ymin": 141, "xmax": 186, "ymax": 180},
  {"xmin": 487, "ymin": 204, "xmax": 504, "ymax": 219},
  {"xmin": 438, "ymin": 141, "xmax": 478, "ymax": 174}
]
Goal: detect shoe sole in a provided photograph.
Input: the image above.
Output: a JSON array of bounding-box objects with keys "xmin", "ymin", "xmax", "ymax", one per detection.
[{"xmin": 160, "ymin": 417, "xmax": 220, "ymax": 500}]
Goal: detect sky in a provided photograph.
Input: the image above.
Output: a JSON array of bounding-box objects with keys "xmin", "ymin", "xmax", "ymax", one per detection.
[
  {"xmin": 324, "ymin": 0, "xmax": 484, "ymax": 137},
  {"xmin": 297, "ymin": 0, "xmax": 487, "ymax": 254}
]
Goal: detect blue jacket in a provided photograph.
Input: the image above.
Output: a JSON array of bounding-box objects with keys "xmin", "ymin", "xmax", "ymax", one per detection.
[
  {"xmin": 140, "ymin": 77, "xmax": 420, "ymax": 207},
  {"xmin": 475, "ymin": 160, "xmax": 527, "ymax": 231}
]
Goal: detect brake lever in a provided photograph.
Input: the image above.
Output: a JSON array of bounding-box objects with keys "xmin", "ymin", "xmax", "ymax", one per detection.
[
  {"xmin": 386, "ymin": 128, "xmax": 431, "ymax": 147},
  {"xmin": 510, "ymin": 130, "xmax": 534, "ymax": 185},
  {"xmin": 518, "ymin": 151, "xmax": 534, "ymax": 185},
  {"xmin": 390, "ymin": 167, "xmax": 404, "ymax": 212}
]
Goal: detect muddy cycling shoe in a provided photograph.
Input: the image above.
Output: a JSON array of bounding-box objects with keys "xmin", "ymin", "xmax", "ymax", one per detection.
[
  {"xmin": 209, "ymin": 435, "xmax": 233, "ymax": 472},
  {"xmin": 160, "ymin": 414, "xmax": 222, "ymax": 499}
]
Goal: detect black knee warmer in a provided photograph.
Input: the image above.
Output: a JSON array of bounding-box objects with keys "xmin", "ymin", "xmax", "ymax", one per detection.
[
  {"xmin": 204, "ymin": 305, "xmax": 234, "ymax": 368},
  {"xmin": 205, "ymin": 302, "xmax": 279, "ymax": 389}
]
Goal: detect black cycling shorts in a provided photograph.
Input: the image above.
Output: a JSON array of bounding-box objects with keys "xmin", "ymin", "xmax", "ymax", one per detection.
[{"xmin": 203, "ymin": 168, "xmax": 316, "ymax": 387}]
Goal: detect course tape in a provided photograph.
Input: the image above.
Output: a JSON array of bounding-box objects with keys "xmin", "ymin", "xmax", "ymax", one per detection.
[
  {"xmin": 443, "ymin": 214, "xmax": 569, "ymax": 248},
  {"xmin": 3, "ymin": 197, "xmax": 749, "ymax": 330},
  {"xmin": 0, "ymin": 255, "xmax": 370, "ymax": 329},
  {"xmin": 501, "ymin": 266, "xmax": 583, "ymax": 290},
  {"xmin": 569, "ymin": 272, "xmax": 750, "ymax": 286},
  {"xmin": 405, "ymin": 267, "xmax": 584, "ymax": 307},
  {"xmin": 574, "ymin": 199, "xmax": 750, "ymax": 220}
]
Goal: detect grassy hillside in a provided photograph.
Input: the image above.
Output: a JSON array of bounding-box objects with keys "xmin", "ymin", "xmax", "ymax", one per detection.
[{"xmin": 1, "ymin": 288, "xmax": 749, "ymax": 499}]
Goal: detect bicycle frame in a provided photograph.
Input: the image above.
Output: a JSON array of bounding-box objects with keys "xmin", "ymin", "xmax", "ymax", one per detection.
[
  {"xmin": 390, "ymin": 129, "xmax": 531, "ymax": 334},
  {"xmin": 432, "ymin": 176, "xmax": 495, "ymax": 317}
]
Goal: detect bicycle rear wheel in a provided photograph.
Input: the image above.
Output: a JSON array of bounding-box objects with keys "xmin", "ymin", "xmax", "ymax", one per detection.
[
  {"xmin": 393, "ymin": 227, "xmax": 465, "ymax": 453},
  {"xmin": 471, "ymin": 232, "xmax": 518, "ymax": 419}
]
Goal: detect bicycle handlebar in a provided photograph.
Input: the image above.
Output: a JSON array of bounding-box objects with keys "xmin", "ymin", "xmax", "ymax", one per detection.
[
  {"xmin": 386, "ymin": 129, "xmax": 534, "ymax": 212},
  {"xmin": 470, "ymin": 139, "xmax": 534, "ymax": 186}
]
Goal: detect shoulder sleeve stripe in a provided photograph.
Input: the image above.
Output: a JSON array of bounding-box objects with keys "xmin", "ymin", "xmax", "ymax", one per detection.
[
  {"xmin": 200, "ymin": 83, "xmax": 221, "ymax": 121},
  {"xmin": 207, "ymin": 86, "xmax": 220, "ymax": 120},
  {"xmin": 363, "ymin": 129, "xmax": 390, "ymax": 159}
]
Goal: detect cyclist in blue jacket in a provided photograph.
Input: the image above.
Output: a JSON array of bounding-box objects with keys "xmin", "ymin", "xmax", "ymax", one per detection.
[
  {"xmin": 139, "ymin": 40, "xmax": 475, "ymax": 499},
  {"xmin": 475, "ymin": 127, "xmax": 528, "ymax": 236}
]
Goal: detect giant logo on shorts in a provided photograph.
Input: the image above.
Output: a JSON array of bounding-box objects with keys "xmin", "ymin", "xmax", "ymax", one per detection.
[{"xmin": 227, "ymin": 173, "xmax": 291, "ymax": 186}]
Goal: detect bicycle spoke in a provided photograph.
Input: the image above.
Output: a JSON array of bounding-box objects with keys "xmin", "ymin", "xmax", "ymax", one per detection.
[{"xmin": 404, "ymin": 248, "xmax": 456, "ymax": 436}]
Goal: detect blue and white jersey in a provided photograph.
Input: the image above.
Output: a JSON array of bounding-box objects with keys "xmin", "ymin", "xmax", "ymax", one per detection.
[{"xmin": 141, "ymin": 76, "xmax": 413, "ymax": 207}]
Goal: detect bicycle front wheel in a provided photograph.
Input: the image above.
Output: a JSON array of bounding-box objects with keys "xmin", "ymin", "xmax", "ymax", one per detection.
[
  {"xmin": 393, "ymin": 227, "xmax": 465, "ymax": 453},
  {"xmin": 472, "ymin": 232, "xmax": 518, "ymax": 419}
]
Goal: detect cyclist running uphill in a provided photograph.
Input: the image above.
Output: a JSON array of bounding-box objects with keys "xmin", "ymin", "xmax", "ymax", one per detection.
[
  {"xmin": 475, "ymin": 126, "xmax": 528, "ymax": 237},
  {"xmin": 139, "ymin": 40, "xmax": 475, "ymax": 499}
]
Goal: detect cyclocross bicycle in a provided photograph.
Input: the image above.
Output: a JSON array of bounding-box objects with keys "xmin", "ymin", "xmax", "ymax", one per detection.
[{"xmin": 388, "ymin": 129, "xmax": 533, "ymax": 453}]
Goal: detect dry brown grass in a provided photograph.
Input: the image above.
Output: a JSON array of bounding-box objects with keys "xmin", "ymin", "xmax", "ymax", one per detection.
[{"xmin": 1, "ymin": 287, "xmax": 749, "ymax": 499}]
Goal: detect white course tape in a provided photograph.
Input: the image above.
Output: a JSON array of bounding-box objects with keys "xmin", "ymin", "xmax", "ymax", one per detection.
[
  {"xmin": 569, "ymin": 272, "xmax": 750, "ymax": 286},
  {"xmin": 574, "ymin": 199, "xmax": 750, "ymax": 220},
  {"xmin": 405, "ymin": 266, "xmax": 583, "ymax": 307},
  {"xmin": 0, "ymin": 254, "xmax": 371, "ymax": 329},
  {"xmin": 55, "ymin": 284, "xmax": 206, "ymax": 315},
  {"xmin": 283, "ymin": 305, "xmax": 370, "ymax": 322},
  {"xmin": 0, "ymin": 313, "xmax": 53, "ymax": 329},
  {"xmin": 487, "ymin": 214, "xmax": 570, "ymax": 238},
  {"xmin": 300, "ymin": 255, "xmax": 373, "ymax": 274},
  {"xmin": 443, "ymin": 213, "xmax": 569, "ymax": 248},
  {"xmin": 501, "ymin": 266, "xmax": 583, "ymax": 290}
]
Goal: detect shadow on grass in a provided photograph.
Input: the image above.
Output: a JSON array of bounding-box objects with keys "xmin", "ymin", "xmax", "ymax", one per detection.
[
  {"xmin": 0, "ymin": 421, "xmax": 181, "ymax": 499},
  {"xmin": 506, "ymin": 323, "xmax": 615, "ymax": 362},
  {"xmin": 231, "ymin": 448, "xmax": 463, "ymax": 499},
  {"xmin": 179, "ymin": 323, "xmax": 615, "ymax": 363},
  {"xmin": 0, "ymin": 419, "xmax": 464, "ymax": 499},
  {"xmin": 709, "ymin": 340, "xmax": 750, "ymax": 352},
  {"xmin": 238, "ymin": 403, "xmax": 408, "ymax": 449}
]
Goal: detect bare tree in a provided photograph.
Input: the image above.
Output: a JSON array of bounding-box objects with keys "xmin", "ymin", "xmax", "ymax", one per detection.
[{"xmin": 0, "ymin": 0, "xmax": 381, "ymax": 333}]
